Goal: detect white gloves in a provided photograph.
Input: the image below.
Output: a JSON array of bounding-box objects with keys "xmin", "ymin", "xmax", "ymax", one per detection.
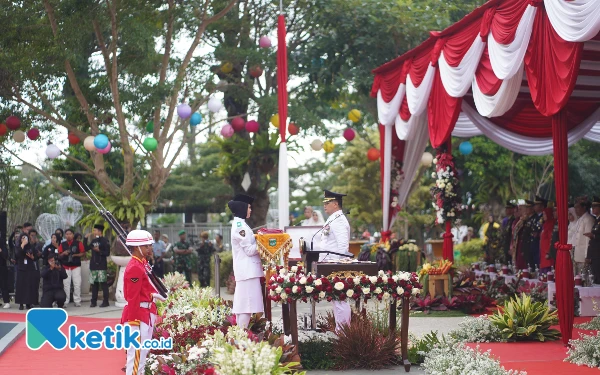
[{"xmin": 152, "ymin": 293, "xmax": 167, "ymax": 302}]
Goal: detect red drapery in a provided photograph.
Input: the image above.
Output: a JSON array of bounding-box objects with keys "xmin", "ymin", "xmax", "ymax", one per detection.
[
  {"xmin": 428, "ymin": 70, "xmax": 462, "ymax": 148},
  {"xmin": 277, "ymin": 14, "xmax": 288, "ymax": 142},
  {"xmin": 552, "ymin": 109, "xmax": 574, "ymax": 346}
]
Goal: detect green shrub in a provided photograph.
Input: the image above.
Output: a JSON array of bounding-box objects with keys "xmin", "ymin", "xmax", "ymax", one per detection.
[
  {"xmin": 454, "ymin": 239, "xmax": 484, "ymax": 266},
  {"xmin": 408, "ymin": 331, "xmax": 441, "ymax": 364},
  {"xmin": 298, "ymin": 337, "xmax": 335, "ymax": 370},
  {"xmin": 488, "ymin": 294, "xmax": 560, "ymax": 342}
]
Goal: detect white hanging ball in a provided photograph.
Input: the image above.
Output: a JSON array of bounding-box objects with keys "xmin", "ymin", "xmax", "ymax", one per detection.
[
  {"xmin": 208, "ymin": 97, "xmax": 223, "ymax": 113},
  {"xmin": 421, "ymin": 152, "xmax": 434, "ymax": 167},
  {"xmin": 84, "ymin": 136, "xmax": 96, "ymax": 151},
  {"xmin": 311, "ymin": 139, "xmax": 323, "ymax": 151},
  {"xmin": 46, "ymin": 144, "xmax": 61, "ymax": 159},
  {"xmin": 13, "ymin": 130, "xmax": 25, "ymax": 143}
]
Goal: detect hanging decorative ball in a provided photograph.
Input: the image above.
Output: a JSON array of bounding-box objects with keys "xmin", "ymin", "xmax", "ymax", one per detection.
[
  {"xmin": 84, "ymin": 136, "xmax": 96, "ymax": 151},
  {"xmin": 177, "ymin": 103, "xmax": 192, "ymax": 119},
  {"xmin": 27, "ymin": 128, "xmax": 40, "ymax": 140},
  {"xmin": 421, "ymin": 152, "xmax": 434, "ymax": 167},
  {"xmin": 367, "ymin": 147, "xmax": 380, "ymax": 161},
  {"xmin": 190, "ymin": 113, "xmax": 203, "ymax": 126},
  {"xmin": 97, "ymin": 142, "xmax": 112, "ymax": 154},
  {"xmin": 0, "ymin": 123, "xmax": 7, "ymax": 136},
  {"xmin": 348, "ymin": 109, "xmax": 362, "ymax": 123},
  {"xmin": 231, "ymin": 117, "xmax": 245, "ymax": 132},
  {"xmin": 94, "ymin": 134, "xmax": 109, "ymax": 149},
  {"xmin": 45, "ymin": 144, "xmax": 61, "ymax": 159},
  {"xmin": 249, "ymin": 65, "xmax": 263, "ymax": 78},
  {"xmin": 270, "ymin": 114, "xmax": 280, "ymax": 128},
  {"xmin": 245, "ymin": 120, "xmax": 259, "ymax": 133},
  {"xmin": 288, "ymin": 123, "xmax": 299, "ymax": 135},
  {"xmin": 146, "ymin": 120, "xmax": 154, "ymax": 133},
  {"xmin": 13, "ymin": 130, "xmax": 25, "ymax": 143},
  {"xmin": 221, "ymin": 62, "xmax": 233, "ymax": 74},
  {"xmin": 459, "ymin": 141, "xmax": 473, "ymax": 155},
  {"xmin": 6, "ymin": 116, "xmax": 20, "ymax": 130},
  {"xmin": 143, "ymin": 137, "xmax": 158, "ymax": 151},
  {"xmin": 68, "ymin": 133, "xmax": 80, "ymax": 145},
  {"xmin": 216, "ymin": 80, "xmax": 228, "ymax": 91},
  {"xmin": 221, "ymin": 124, "xmax": 234, "ymax": 138},
  {"xmin": 343, "ymin": 128, "xmax": 356, "ymax": 142},
  {"xmin": 323, "ymin": 140, "xmax": 335, "ymax": 153},
  {"xmin": 310, "ymin": 139, "xmax": 323, "ymax": 151},
  {"xmin": 208, "ymin": 97, "xmax": 222, "ymax": 113},
  {"xmin": 259, "ymin": 36, "xmax": 272, "ymax": 48}
]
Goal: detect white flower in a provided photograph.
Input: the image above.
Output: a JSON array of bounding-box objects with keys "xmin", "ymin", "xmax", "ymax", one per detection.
[
  {"xmin": 275, "ymin": 286, "xmax": 282, "ymax": 294},
  {"xmin": 299, "ymin": 277, "xmax": 307, "ymax": 285},
  {"xmin": 315, "ymin": 279, "xmax": 322, "ymax": 286},
  {"xmin": 279, "ymin": 268, "xmax": 286, "ymax": 276},
  {"xmin": 397, "ymin": 287, "xmax": 404, "ymax": 295},
  {"xmin": 374, "ymin": 287, "xmax": 382, "ymax": 294},
  {"xmin": 362, "ymin": 287, "xmax": 371, "ymax": 295},
  {"xmin": 346, "ymin": 289, "xmax": 354, "ymax": 298},
  {"xmin": 392, "ymin": 275, "xmax": 399, "ymax": 282},
  {"xmin": 353, "ymin": 278, "xmax": 361, "ymax": 285},
  {"xmin": 280, "ymin": 292, "xmax": 288, "ymax": 300},
  {"xmin": 291, "ymin": 266, "xmax": 298, "ymax": 273},
  {"xmin": 292, "ymin": 286, "xmax": 299, "ymax": 293},
  {"xmin": 382, "ymin": 276, "xmax": 388, "ymax": 283},
  {"xmin": 319, "ymin": 291, "xmax": 326, "ymax": 298},
  {"xmin": 412, "ymin": 288, "xmax": 420, "ymax": 295},
  {"xmin": 433, "ymin": 158, "xmax": 438, "ymax": 164},
  {"xmin": 383, "ymin": 292, "xmax": 390, "ymax": 300},
  {"xmin": 305, "ymin": 286, "xmax": 314, "ymax": 294},
  {"xmin": 378, "ymin": 270, "xmax": 385, "ymax": 276},
  {"xmin": 399, "ymin": 272, "xmax": 410, "ymax": 281},
  {"xmin": 431, "ymin": 172, "xmax": 436, "ymax": 178},
  {"xmin": 334, "ymin": 282, "xmax": 344, "ymax": 291},
  {"xmin": 270, "ymin": 290, "xmax": 276, "ymax": 296},
  {"xmin": 369, "ymin": 276, "xmax": 378, "ymax": 284},
  {"xmin": 439, "ymin": 183, "xmax": 446, "ymax": 189}
]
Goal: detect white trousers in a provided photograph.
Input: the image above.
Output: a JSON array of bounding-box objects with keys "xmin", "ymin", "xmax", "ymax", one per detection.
[
  {"xmin": 63, "ymin": 267, "xmax": 82, "ymax": 304},
  {"xmin": 236, "ymin": 313, "xmax": 251, "ymax": 329},
  {"xmin": 333, "ymin": 301, "xmax": 351, "ymax": 330},
  {"xmin": 126, "ymin": 314, "xmax": 155, "ymax": 375}
]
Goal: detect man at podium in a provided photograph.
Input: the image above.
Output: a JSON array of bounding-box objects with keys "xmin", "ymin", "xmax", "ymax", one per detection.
[{"xmin": 320, "ymin": 189, "xmax": 352, "ymax": 329}]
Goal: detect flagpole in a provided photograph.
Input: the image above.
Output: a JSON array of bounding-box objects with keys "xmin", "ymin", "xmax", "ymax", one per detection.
[{"xmin": 277, "ymin": 1, "xmax": 289, "ymax": 230}]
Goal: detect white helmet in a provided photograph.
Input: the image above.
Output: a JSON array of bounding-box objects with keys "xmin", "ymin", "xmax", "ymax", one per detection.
[{"xmin": 125, "ymin": 230, "xmax": 154, "ymax": 246}]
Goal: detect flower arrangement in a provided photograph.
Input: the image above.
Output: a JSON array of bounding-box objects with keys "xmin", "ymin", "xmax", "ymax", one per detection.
[
  {"xmin": 449, "ymin": 316, "xmax": 503, "ymax": 343},
  {"xmin": 162, "ymin": 272, "xmax": 190, "ymax": 293},
  {"xmin": 399, "ymin": 243, "xmax": 419, "ymax": 252},
  {"xmin": 566, "ymin": 332, "xmax": 600, "ymax": 368},
  {"xmin": 419, "ymin": 260, "xmax": 453, "ymax": 276},
  {"xmin": 430, "ymin": 147, "xmax": 461, "ymax": 224},
  {"xmin": 267, "ymin": 266, "xmax": 421, "ymax": 304}
]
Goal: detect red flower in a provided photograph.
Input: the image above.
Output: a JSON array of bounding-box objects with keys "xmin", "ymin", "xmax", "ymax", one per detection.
[
  {"xmin": 204, "ymin": 368, "xmax": 215, "ymax": 375},
  {"xmin": 289, "ymin": 277, "xmax": 295, "ymax": 283},
  {"xmin": 327, "ymin": 296, "xmax": 333, "ymax": 302},
  {"xmin": 302, "ymin": 297, "xmax": 307, "ymax": 302},
  {"xmin": 307, "ymin": 276, "xmax": 314, "ymax": 284},
  {"xmin": 313, "ymin": 295, "xmax": 319, "ymax": 301},
  {"xmin": 285, "ymin": 287, "xmax": 292, "ymax": 294},
  {"xmin": 326, "ymin": 286, "xmax": 333, "ymax": 293},
  {"xmin": 339, "ymin": 294, "xmax": 346, "ymax": 301},
  {"xmin": 377, "ymin": 277, "xmax": 383, "ymax": 283},
  {"xmin": 277, "ymin": 277, "xmax": 284, "ymax": 283}
]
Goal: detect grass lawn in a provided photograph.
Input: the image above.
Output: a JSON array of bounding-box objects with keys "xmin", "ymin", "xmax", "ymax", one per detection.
[{"xmin": 410, "ymin": 310, "xmax": 468, "ymax": 317}]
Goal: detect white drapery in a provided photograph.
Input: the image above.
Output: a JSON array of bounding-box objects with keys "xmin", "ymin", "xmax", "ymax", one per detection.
[
  {"xmin": 438, "ymin": 37, "xmax": 486, "ymax": 97},
  {"xmin": 377, "ymin": 84, "xmax": 405, "ymax": 127},
  {"xmin": 397, "ymin": 115, "xmax": 429, "ymax": 207},
  {"xmin": 544, "ymin": 0, "xmax": 600, "ymax": 42}
]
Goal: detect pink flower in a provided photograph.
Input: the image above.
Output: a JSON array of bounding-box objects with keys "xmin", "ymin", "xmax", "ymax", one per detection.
[{"xmin": 162, "ymin": 365, "xmax": 176, "ymax": 375}]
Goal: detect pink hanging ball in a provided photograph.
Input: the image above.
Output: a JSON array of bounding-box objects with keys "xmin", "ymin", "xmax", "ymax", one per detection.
[
  {"xmin": 221, "ymin": 124, "xmax": 234, "ymax": 138},
  {"xmin": 97, "ymin": 142, "xmax": 112, "ymax": 154},
  {"xmin": 6, "ymin": 115, "xmax": 20, "ymax": 130},
  {"xmin": 343, "ymin": 128, "xmax": 356, "ymax": 142},
  {"xmin": 259, "ymin": 36, "xmax": 272, "ymax": 48},
  {"xmin": 27, "ymin": 128, "xmax": 40, "ymax": 140},
  {"xmin": 231, "ymin": 117, "xmax": 245, "ymax": 132},
  {"xmin": 245, "ymin": 120, "xmax": 259, "ymax": 133}
]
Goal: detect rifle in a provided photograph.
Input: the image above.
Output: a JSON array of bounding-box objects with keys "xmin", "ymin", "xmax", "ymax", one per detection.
[{"xmin": 76, "ymin": 180, "xmax": 169, "ymax": 298}]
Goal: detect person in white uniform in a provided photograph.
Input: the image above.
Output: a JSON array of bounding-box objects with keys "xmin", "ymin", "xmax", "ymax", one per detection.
[
  {"xmin": 228, "ymin": 194, "xmax": 264, "ymax": 329},
  {"xmin": 320, "ymin": 189, "xmax": 352, "ymax": 330}
]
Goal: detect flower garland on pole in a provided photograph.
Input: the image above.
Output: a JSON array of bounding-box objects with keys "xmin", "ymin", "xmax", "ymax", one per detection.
[
  {"xmin": 267, "ymin": 266, "xmax": 422, "ymax": 304},
  {"xmin": 390, "ymin": 160, "xmax": 404, "ymax": 219},
  {"xmin": 429, "ymin": 146, "xmax": 461, "ymax": 225}
]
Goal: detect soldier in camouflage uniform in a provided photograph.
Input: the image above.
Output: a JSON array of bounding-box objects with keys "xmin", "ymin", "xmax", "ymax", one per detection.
[
  {"xmin": 174, "ymin": 230, "xmax": 193, "ymax": 285},
  {"xmin": 196, "ymin": 231, "xmax": 215, "ymax": 287}
]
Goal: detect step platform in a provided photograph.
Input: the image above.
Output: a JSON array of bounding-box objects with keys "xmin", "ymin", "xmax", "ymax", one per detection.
[{"xmin": 0, "ymin": 321, "xmax": 25, "ymax": 357}]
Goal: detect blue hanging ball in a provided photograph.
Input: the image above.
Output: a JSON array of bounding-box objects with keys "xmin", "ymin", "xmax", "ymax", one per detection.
[
  {"xmin": 459, "ymin": 141, "xmax": 473, "ymax": 155},
  {"xmin": 190, "ymin": 112, "xmax": 202, "ymax": 126},
  {"xmin": 94, "ymin": 134, "xmax": 109, "ymax": 149}
]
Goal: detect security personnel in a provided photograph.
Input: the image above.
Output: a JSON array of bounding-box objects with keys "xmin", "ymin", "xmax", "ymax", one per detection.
[
  {"xmin": 501, "ymin": 201, "xmax": 517, "ymax": 263},
  {"xmin": 320, "ymin": 189, "xmax": 352, "ymax": 329},
  {"xmin": 228, "ymin": 194, "xmax": 264, "ymax": 329},
  {"xmin": 585, "ymin": 196, "xmax": 600, "ymax": 283},
  {"xmin": 121, "ymin": 230, "xmax": 165, "ymax": 375},
  {"xmin": 529, "ymin": 196, "xmax": 547, "ymax": 267}
]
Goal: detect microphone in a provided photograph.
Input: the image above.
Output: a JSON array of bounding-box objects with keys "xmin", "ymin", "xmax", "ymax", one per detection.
[{"xmin": 310, "ymin": 211, "xmax": 349, "ymax": 251}]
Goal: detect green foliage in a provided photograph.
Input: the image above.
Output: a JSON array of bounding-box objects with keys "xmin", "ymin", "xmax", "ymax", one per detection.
[
  {"xmin": 298, "ymin": 337, "xmax": 335, "ymax": 370},
  {"xmin": 454, "ymin": 239, "xmax": 484, "ymax": 266},
  {"xmin": 79, "ymin": 192, "xmax": 150, "ymax": 232},
  {"xmin": 154, "ymin": 214, "xmax": 180, "ymax": 225},
  {"xmin": 488, "ymin": 294, "xmax": 560, "ymax": 342},
  {"xmin": 211, "ymin": 251, "xmax": 233, "ymax": 287},
  {"xmin": 408, "ymin": 331, "xmax": 442, "ymax": 364}
]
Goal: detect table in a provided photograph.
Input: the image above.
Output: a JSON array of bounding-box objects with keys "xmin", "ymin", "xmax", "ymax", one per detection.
[
  {"xmin": 473, "ymin": 271, "xmax": 543, "ymax": 286},
  {"xmin": 547, "ymin": 282, "xmax": 600, "ymax": 316}
]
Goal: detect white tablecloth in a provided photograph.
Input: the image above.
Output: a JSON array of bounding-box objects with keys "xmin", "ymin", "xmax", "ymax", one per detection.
[{"xmin": 547, "ymin": 282, "xmax": 600, "ymax": 317}]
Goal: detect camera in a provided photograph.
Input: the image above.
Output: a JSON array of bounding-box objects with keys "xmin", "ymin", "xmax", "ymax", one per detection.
[{"xmin": 52, "ymin": 249, "xmax": 61, "ymax": 267}]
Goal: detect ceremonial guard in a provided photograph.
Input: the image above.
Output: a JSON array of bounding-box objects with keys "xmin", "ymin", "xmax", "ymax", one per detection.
[
  {"xmin": 501, "ymin": 201, "xmax": 517, "ymax": 263},
  {"xmin": 585, "ymin": 197, "xmax": 600, "ymax": 283},
  {"xmin": 320, "ymin": 190, "xmax": 352, "ymax": 329},
  {"xmin": 515, "ymin": 200, "xmax": 534, "ymax": 270},
  {"xmin": 528, "ymin": 196, "xmax": 547, "ymax": 267},
  {"xmin": 121, "ymin": 230, "xmax": 165, "ymax": 375},
  {"xmin": 228, "ymin": 194, "xmax": 264, "ymax": 329}
]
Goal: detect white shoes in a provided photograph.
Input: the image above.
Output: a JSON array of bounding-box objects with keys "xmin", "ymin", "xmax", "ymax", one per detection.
[
  {"xmin": 74, "ymin": 303, "xmax": 81, "ymax": 307},
  {"xmin": 2, "ymin": 303, "xmax": 10, "ymax": 309}
]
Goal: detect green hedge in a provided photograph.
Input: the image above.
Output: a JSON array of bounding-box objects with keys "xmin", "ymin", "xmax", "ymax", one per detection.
[
  {"xmin": 454, "ymin": 239, "xmax": 484, "ymax": 267},
  {"xmin": 210, "ymin": 251, "xmax": 233, "ymax": 287}
]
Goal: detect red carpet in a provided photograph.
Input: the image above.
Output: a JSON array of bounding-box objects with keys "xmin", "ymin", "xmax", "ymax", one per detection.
[
  {"xmin": 466, "ymin": 317, "xmax": 599, "ymax": 375},
  {"xmin": 0, "ymin": 312, "xmax": 125, "ymax": 375}
]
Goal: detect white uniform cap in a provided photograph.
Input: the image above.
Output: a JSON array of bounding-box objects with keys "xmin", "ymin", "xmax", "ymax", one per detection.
[{"xmin": 126, "ymin": 230, "xmax": 154, "ymax": 246}]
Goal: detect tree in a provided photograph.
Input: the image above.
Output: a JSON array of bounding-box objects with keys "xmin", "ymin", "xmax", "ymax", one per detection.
[{"xmin": 0, "ymin": 0, "xmax": 236, "ymax": 225}]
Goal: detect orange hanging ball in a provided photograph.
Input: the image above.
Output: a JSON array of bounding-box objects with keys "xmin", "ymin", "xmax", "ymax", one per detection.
[
  {"xmin": 68, "ymin": 133, "xmax": 80, "ymax": 145},
  {"xmin": 288, "ymin": 123, "xmax": 299, "ymax": 135},
  {"xmin": 367, "ymin": 148, "xmax": 380, "ymax": 161},
  {"xmin": 0, "ymin": 123, "xmax": 7, "ymax": 136}
]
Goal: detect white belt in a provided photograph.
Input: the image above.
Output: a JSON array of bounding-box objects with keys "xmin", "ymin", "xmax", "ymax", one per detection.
[{"xmin": 140, "ymin": 302, "xmax": 152, "ymax": 308}]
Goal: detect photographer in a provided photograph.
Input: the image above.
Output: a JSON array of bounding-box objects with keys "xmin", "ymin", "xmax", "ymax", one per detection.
[
  {"xmin": 196, "ymin": 231, "xmax": 215, "ymax": 287},
  {"xmin": 15, "ymin": 232, "xmax": 39, "ymax": 310},
  {"xmin": 58, "ymin": 229, "xmax": 85, "ymax": 307},
  {"xmin": 40, "ymin": 255, "xmax": 67, "ymax": 308},
  {"xmin": 85, "ymin": 224, "xmax": 110, "ymax": 307}
]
